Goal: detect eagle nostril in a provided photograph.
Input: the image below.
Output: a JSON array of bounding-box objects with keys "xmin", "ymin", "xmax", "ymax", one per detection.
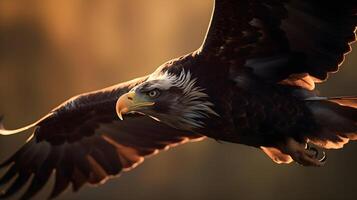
[{"xmin": 128, "ymin": 96, "xmax": 133, "ymax": 100}]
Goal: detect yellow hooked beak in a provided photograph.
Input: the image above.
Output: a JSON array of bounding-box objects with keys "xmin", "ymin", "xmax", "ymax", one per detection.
[{"xmin": 116, "ymin": 92, "xmax": 155, "ymax": 120}]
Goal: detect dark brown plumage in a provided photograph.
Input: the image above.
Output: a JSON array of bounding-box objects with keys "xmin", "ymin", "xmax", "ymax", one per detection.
[{"xmin": 1, "ymin": 0, "xmax": 357, "ymax": 199}]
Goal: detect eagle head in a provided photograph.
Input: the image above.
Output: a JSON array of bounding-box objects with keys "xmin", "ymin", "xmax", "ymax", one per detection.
[{"xmin": 116, "ymin": 69, "xmax": 218, "ymax": 131}]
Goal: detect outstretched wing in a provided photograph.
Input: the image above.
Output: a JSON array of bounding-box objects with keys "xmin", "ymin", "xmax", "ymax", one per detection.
[
  {"xmin": 0, "ymin": 77, "xmax": 204, "ymax": 200},
  {"xmin": 200, "ymin": 0, "xmax": 357, "ymax": 90}
]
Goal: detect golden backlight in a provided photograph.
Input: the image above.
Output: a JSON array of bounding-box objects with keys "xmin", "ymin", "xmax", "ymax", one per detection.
[{"xmin": 0, "ymin": 1, "xmax": 356, "ymax": 200}]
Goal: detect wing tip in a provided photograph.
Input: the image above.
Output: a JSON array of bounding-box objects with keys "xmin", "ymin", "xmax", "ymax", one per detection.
[{"xmin": 0, "ymin": 115, "xmax": 4, "ymax": 129}]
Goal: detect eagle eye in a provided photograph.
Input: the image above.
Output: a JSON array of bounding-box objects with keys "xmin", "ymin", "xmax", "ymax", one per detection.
[{"xmin": 147, "ymin": 89, "xmax": 160, "ymax": 98}]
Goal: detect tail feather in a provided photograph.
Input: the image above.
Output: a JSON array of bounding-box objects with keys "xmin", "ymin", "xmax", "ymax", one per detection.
[{"xmin": 306, "ymin": 96, "xmax": 357, "ymax": 149}]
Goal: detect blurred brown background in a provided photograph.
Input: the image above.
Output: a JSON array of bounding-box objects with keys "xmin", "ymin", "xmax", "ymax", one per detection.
[{"xmin": 0, "ymin": 0, "xmax": 356, "ymax": 200}]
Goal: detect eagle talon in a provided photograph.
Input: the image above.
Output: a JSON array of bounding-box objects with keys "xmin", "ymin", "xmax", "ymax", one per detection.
[
  {"xmin": 306, "ymin": 144, "xmax": 327, "ymax": 163},
  {"xmin": 282, "ymin": 139, "xmax": 326, "ymax": 167},
  {"xmin": 319, "ymin": 151, "xmax": 327, "ymax": 163}
]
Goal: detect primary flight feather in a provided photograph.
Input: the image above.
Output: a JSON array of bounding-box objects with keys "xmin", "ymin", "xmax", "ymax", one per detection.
[{"xmin": 1, "ymin": 0, "xmax": 357, "ymax": 199}]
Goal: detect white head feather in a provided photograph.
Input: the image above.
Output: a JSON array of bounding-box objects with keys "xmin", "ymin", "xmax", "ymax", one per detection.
[{"xmin": 145, "ymin": 69, "xmax": 219, "ymax": 131}]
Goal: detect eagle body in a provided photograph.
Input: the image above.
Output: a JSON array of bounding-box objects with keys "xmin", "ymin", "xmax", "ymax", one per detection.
[
  {"xmin": 149, "ymin": 55, "xmax": 316, "ymax": 150},
  {"xmin": 1, "ymin": 0, "xmax": 357, "ymax": 199}
]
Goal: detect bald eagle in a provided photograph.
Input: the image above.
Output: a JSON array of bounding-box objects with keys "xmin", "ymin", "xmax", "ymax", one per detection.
[{"xmin": 1, "ymin": 0, "xmax": 357, "ymax": 199}]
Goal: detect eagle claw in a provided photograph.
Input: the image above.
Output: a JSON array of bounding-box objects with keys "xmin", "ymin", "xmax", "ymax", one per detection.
[
  {"xmin": 306, "ymin": 144, "xmax": 327, "ymax": 163},
  {"xmin": 282, "ymin": 139, "xmax": 327, "ymax": 167}
]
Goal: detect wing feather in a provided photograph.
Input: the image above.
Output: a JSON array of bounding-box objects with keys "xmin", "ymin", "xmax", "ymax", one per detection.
[
  {"xmin": 0, "ymin": 78, "xmax": 204, "ymax": 199},
  {"xmin": 200, "ymin": 0, "xmax": 357, "ymax": 89}
]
